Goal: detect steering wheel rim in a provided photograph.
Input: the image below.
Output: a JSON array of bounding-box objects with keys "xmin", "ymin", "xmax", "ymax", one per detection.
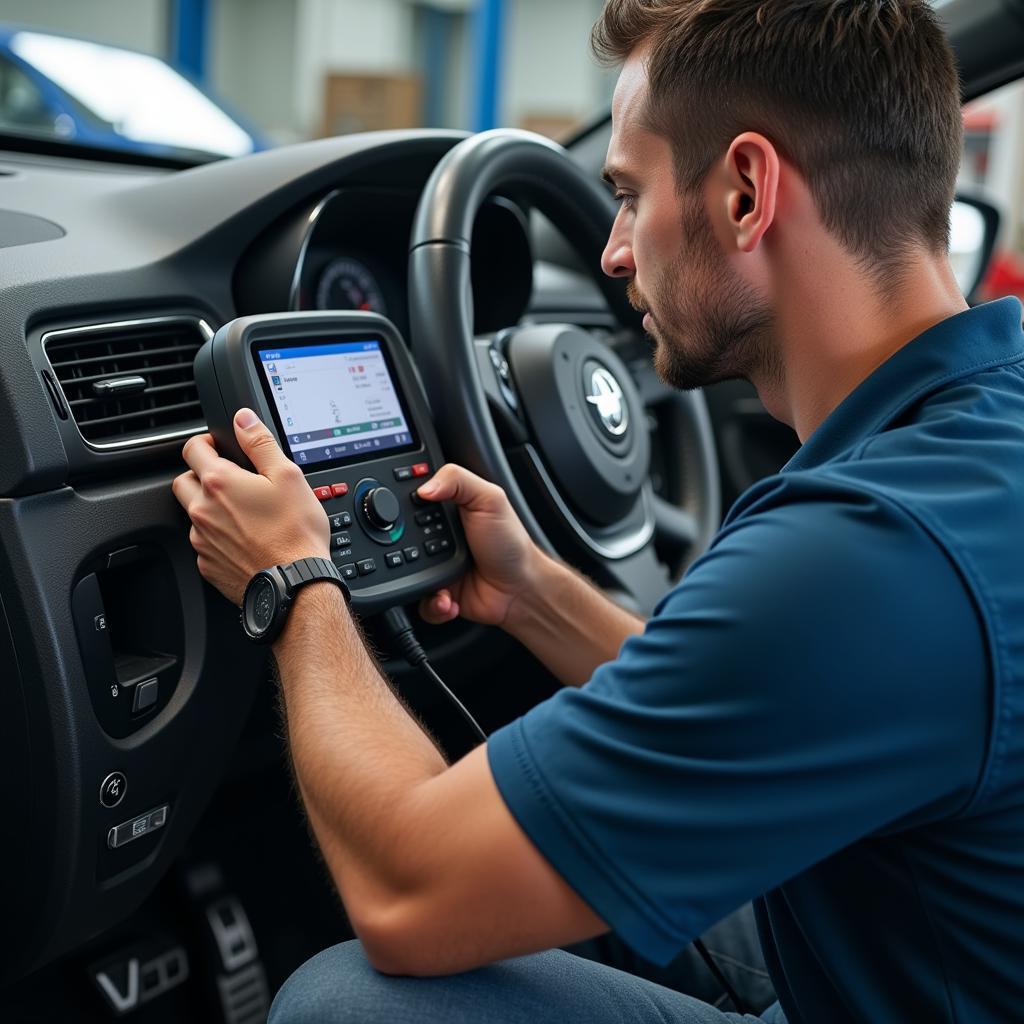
[{"xmin": 408, "ymin": 129, "xmax": 720, "ymax": 606}]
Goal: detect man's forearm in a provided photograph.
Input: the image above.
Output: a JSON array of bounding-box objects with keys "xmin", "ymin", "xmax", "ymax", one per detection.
[
  {"xmin": 272, "ymin": 583, "xmax": 447, "ymax": 912},
  {"xmin": 507, "ymin": 553, "xmax": 645, "ymax": 687}
]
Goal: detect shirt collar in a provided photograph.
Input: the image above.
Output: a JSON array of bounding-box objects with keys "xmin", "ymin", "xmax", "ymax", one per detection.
[{"xmin": 785, "ymin": 297, "xmax": 1024, "ymax": 472}]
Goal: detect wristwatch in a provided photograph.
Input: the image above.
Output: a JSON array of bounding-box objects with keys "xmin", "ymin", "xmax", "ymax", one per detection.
[{"xmin": 241, "ymin": 556, "xmax": 351, "ymax": 645}]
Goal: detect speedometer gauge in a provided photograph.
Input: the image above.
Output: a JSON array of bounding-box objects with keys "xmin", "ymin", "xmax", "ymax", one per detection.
[{"xmin": 315, "ymin": 257, "xmax": 388, "ymax": 315}]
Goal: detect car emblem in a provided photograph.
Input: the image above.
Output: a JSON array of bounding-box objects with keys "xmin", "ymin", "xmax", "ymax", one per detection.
[{"xmin": 586, "ymin": 366, "xmax": 628, "ymax": 438}]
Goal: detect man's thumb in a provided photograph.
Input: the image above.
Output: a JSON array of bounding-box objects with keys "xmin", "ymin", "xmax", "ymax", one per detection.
[{"xmin": 234, "ymin": 408, "xmax": 286, "ymax": 476}]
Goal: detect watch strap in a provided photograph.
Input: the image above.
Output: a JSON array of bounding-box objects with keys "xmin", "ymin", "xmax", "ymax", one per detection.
[{"xmin": 280, "ymin": 556, "xmax": 352, "ymax": 603}]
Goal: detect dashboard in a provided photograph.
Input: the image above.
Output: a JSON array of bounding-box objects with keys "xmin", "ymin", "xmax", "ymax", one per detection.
[
  {"xmin": 234, "ymin": 185, "xmax": 534, "ymax": 341},
  {"xmin": 0, "ymin": 129, "xmax": 586, "ymax": 989}
]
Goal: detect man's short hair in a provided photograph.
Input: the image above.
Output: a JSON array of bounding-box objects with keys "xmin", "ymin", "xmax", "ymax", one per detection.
[{"xmin": 593, "ymin": 0, "xmax": 963, "ymax": 281}]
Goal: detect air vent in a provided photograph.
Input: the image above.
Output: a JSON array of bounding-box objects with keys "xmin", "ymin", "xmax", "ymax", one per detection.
[{"xmin": 44, "ymin": 317, "xmax": 213, "ymax": 449}]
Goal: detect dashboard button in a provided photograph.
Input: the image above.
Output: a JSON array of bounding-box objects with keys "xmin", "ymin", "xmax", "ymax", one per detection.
[
  {"xmin": 425, "ymin": 540, "xmax": 444, "ymax": 557},
  {"xmin": 338, "ymin": 563, "xmax": 357, "ymax": 581},
  {"xmin": 107, "ymin": 803, "xmax": 170, "ymax": 849},
  {"xmin": 313, "ymin": 486, "xmax": 333, "ymax": 502},
  {"xmin": 393, "ymin": 467, "xmax": 413, "ymax": 482},
  {"xmin": 330, "ymin": 512, "xmax": 353, "ymax": 531},
  {"xmin": 414, "ymin": 510, "xmax": 441, "ymax": 526},
  {"xmin": 402, "ymin": 546, "xmax": 421, "ymax": 563},
  {"xmin": 100, "ymin": 772, "xmax": 127, "ymax": 809},
  {"xmin": 385, "ymin": 552, "xmax": 404, "ymax": 569},
  {"xmin": 332, "ymin": 533, "xmax": 352, "ymax": 549},
  {"xmin": 411, "ymin": 463, "xmax": 431, "ymax": 478},
  {"xmin": 357, "ymin": 559, "xmax": 377, "ymax": 576},
  {"xmin": 331, "ymin": 483, "xmax": 350, "ymax": 497},
  {"xmin": 132, "ymin": 678, "xmax": 159, "ymax": 714}
]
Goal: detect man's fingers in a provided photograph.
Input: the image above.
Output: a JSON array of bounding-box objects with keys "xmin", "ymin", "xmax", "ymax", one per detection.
[
  {"xmin": 181, "ymin": 434, "xmax": 223, "ymax": 480},
  {"xmin": 418, "ymin": 589, "xmax": 460, "ymax": 625},
  {"xmin": 417, "ymin": 464, "xmax": 506, "ymax": 514},
  {"xmin": 172, "ymin": 470, "xmax": 201, "ymax": 510},
  {"xmin": 234, "ymin": 408, "xmax": 289, "ymax": 478}
]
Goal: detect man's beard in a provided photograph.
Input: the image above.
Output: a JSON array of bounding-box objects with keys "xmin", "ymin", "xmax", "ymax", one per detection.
[{"xmin": 628, "ymin": 203, "xmax": 778, "ymax": 392}]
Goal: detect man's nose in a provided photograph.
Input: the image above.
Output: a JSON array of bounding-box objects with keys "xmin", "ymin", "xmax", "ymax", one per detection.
[{"xmin": 601, "ymin": 222, "xmax": 635, "ymax": 279}]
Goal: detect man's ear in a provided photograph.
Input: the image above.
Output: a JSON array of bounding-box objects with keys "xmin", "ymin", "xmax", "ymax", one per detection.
[{"xmin": 722, "ymin": 132, "xmax": 780, "ymax": 253}]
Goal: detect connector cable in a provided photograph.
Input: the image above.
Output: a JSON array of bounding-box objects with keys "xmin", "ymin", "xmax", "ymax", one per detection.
[{"xmin": 381, "ymin": 606, "xmax": 487, "ymax": 746}]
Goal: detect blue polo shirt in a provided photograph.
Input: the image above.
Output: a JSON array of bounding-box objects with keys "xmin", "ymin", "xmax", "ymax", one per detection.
[{"xmin": 488, "ymin": 298, "xmax": 1024, "ymax": 1023}]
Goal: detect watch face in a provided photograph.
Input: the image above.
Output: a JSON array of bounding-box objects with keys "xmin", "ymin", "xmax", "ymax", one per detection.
[{"xmin": 245, "ymin": 577, "xmax": 277, "ymax": 637}]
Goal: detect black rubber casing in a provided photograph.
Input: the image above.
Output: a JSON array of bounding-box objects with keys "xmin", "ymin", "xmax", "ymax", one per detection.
[{"xmin": 195, "ymin": 312, "xmax": 468, "ymax": 616}]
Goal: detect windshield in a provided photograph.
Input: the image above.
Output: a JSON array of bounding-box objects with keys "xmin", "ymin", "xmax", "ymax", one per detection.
[
  {"xmin": 3, "ymin": 30, "xmax": 255, "ymax": 159},
  {"xmin": 0, "ymin": 3, "xmax": 612, "ymax": 164}
]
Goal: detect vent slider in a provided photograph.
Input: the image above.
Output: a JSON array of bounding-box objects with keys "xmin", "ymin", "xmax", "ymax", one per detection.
[{"xmin": 92, "ymin": 376, "xmax": 148, "ymax": 398}]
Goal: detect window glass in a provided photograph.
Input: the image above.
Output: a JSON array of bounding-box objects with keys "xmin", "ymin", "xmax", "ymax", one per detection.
[{"xmin": 961, "ymin": 82, "xmax": 1024, "ymax": 302}]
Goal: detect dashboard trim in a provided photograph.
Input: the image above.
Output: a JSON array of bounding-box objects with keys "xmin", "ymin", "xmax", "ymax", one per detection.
[{"xmin": 287, "ymin": 188, "xmax": 341, "ymax": 311}]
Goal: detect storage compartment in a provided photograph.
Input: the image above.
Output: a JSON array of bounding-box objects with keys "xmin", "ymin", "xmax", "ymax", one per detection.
[{"xmin": 71, "ymin": 545, "xmax": 183, "ymax": 738}]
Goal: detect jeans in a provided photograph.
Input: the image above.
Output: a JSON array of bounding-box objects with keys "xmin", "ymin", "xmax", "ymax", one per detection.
[{"xmin": 268, "ymin": 907, "xmax": 786, "ymax": 1024}]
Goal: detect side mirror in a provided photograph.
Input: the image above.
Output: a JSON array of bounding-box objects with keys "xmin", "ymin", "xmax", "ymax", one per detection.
[{"xmin": 950, "ymin": 192, "xmax": 1001, "ymax": 303}]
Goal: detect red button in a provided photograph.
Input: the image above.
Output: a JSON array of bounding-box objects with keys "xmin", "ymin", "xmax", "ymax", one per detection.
[
  {"xmin": 313, "ymin": 486, "xmax": 333, "ymax": 502},
  {"xmin": 411, "ymin": 463, "xmax": 431, "ymax": 478},
  {"xmin": 331, "ymin": 483, "xmax": 350, "ymax": 497}
]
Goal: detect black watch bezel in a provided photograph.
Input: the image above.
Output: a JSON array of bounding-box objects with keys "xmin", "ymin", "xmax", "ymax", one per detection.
[{"xmin": 241, "ymin": 558, "xmax": 350, "ymax": 645}]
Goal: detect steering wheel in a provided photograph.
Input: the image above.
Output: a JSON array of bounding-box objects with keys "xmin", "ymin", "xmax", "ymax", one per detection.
[{"xmin": 409, "ymin": 130, "xmax": 720, "ymax": 615}]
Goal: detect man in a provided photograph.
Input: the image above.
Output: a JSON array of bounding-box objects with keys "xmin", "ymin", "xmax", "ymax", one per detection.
[{"xmin": 174, "ymin": 1, "xmax": 1024, "ymax": 1021}]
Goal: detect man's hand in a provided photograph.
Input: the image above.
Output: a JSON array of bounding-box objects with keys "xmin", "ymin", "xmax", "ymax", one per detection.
[
  {"xmin": 419, "ymin": 463, "xmax": 644, "ymax": 686},
  {"xmin": 416, "ymin": 464, "xmax": 548, "ymax": 628},
  {"xmin": 172, "ymin": 408, "xmax": 330, "ymax": 605}
]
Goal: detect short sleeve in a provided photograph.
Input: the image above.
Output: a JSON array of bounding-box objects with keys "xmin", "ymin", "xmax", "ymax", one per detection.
[{"xmin": 487, "ymin": 490, "xmax": 989, "ymax": 965}]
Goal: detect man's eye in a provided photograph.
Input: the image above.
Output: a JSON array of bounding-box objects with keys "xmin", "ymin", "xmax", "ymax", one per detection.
[{"xmin": 614, "ymin": 192, "xmax": 636, "ymax": 209}]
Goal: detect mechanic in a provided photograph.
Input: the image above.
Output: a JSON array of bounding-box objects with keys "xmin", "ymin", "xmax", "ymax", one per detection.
[{"xmin": 174, "ymin": 1, "xmax": 1024, "ymax": 1022}]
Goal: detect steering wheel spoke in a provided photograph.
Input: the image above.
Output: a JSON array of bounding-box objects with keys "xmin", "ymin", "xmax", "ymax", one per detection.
[
  {"xmin": 473, "ymin": 332, "xmax": 530, "ymax": 446},
  {"xmin": 652, "ymin": 495, "xmax": 700, "ymax": 549}
]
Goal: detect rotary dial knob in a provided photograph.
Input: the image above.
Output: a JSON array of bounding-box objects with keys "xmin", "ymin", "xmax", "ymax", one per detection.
[{"xmin": 362, "ymin": 486, "xmax": 401, "ymax": 530}]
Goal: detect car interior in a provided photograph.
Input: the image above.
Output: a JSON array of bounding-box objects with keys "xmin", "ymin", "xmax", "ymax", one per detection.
[{"xmin": 0, "ymin": 0, "xmax": 1019, "ymax": 1019}]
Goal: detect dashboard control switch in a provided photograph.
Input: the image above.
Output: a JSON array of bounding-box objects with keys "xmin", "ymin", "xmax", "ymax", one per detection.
[
  {"xmin": 330, "ymin": 512, "xmax": 353, "ymax": 530},
  {"xmin": 100, "ymin": 771, "xmax": 127, "ymax": 809},
  {"xmin": 411, "ymin": 462, "xmax": 431, "ymax": 478},
  {"xmin": 107, "ymin": 803, "xmax": 170, "ymax": 849},
  {"xmin": 338, "ymin": 563, "xmax": 357, "ymax": 580},
  {"xmin": 132, "ymin": 678, "xmax": 159, "ymax": 714},
  {"xmin": 402, "ymin": 546, "xmax": 421, "ymax": 563},
  {"xmin": 313, "ymin": 486, "xmax": 333, "ymax": 502},
  {"xmin": 331, "ymin": 483, "xmax": 349, "ymax": 497},
  {"xmin": 357, "ymin": 559, "xmax": 377, "ymax": 576},
  {"xmin": 385, "ymin": 552, "xmax": 404, "ymax": 569},
  {"xmin": 393, "ymin": 467, "xmax": 413, "ymax": 481}
]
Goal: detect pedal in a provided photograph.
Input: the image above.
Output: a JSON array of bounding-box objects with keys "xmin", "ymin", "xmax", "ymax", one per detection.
[{"xmin": 185, "ymin": 867, "xmax": 271, "ymax": 1024}]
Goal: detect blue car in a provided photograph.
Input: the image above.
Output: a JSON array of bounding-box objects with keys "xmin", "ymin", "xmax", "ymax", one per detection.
[{"xmin": 0, "ymin": 25, "xmax": 265, "ymax": 161}]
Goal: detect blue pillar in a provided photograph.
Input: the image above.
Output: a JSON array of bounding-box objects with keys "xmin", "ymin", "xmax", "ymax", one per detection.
[
  {"xmin": 170, "ymin": 0, "xmax": 210, "ymax": 83},
  {"xmin": 472, "ymin": 0, "xmax": 505, "ymax": 132},
  {"xmin": 423, "ymin": 7, "xmax": 450, "ymax": 128}
]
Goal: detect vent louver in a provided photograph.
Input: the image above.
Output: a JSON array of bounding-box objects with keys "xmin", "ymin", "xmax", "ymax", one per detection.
[{"xmin": 44, "ymin": 317, "xmax": 212, "ymax": 449}]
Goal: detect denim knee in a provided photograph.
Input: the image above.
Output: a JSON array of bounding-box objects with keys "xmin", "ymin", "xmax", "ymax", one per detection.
[{"xmin": 269, "ymin": 940, "xmax": 382, "ymax": 1024}]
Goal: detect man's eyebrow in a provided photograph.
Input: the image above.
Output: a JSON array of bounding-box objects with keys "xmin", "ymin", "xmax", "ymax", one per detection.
[{"xmin": 601, "ymin": 166, "xmax": 620, "ymax": 186}]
